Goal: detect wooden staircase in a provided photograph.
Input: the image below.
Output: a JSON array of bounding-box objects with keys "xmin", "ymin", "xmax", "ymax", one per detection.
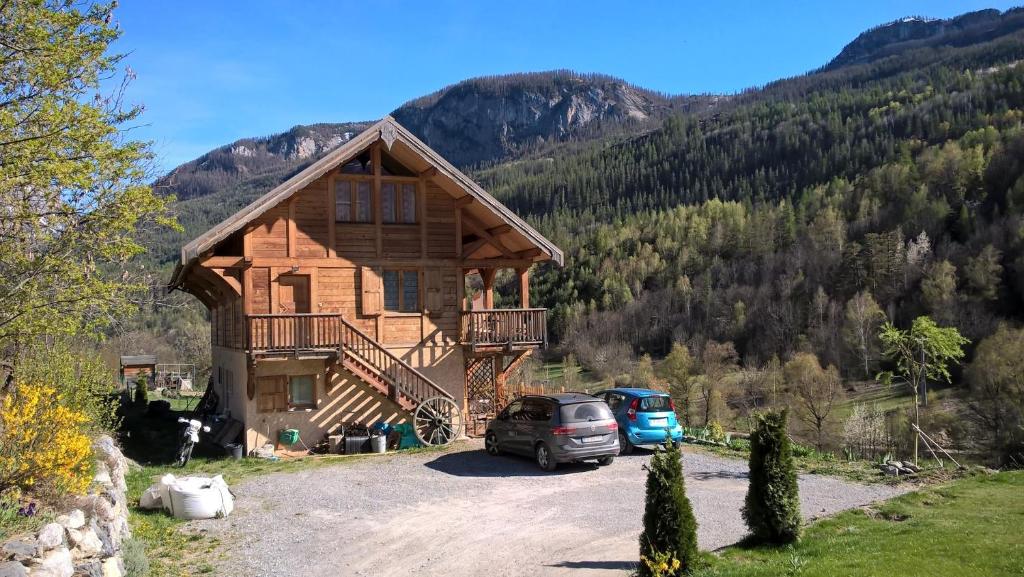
[{"xmin": 336, "ymin": 317, "xmax": 453, "ymax": 412}]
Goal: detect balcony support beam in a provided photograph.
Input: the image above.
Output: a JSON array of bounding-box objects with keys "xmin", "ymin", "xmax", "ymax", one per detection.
[
  {"xmin": 480, "ymin": 267, "xmax": 496, "ymax": 309},
  {"xmin": 516, "ymin": 267, "xmax": 529, "ymax": 309}
]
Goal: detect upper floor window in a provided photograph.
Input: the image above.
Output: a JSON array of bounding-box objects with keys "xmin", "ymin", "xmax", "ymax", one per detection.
[
  {"xmin": 382, "ymin": 182, "xmax": 417, "ymax": 224},
  {"xmin": 335, "ymin": 179, "xmax": 371, "ymax": 223},
  {"xmin": 382, "ymin": 269, "xmax": 419, "ymax": 313}
]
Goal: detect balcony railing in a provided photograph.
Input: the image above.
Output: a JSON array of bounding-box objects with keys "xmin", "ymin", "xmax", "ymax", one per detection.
[
  {"xmin": 246, "ymin": 313, "xmax": 343, "ymax": 355},
  {"xmin": 460, "ymin": 308, "xmax": 547, "ymax": 350}
]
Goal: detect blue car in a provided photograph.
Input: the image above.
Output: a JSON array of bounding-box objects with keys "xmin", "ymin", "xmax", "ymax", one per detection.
[{"xmin": 591, "ymin": 388, "xmax": 683, "ymax": 454}]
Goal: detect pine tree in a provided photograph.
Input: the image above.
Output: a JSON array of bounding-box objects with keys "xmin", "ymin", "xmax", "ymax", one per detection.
[
  {"xmin": 742, "ymin": 410, "xmax": 802, "ymax": 544},
  {"xmin": 639, "ymin": 438, "xmax": 699, "ymax": 576}
]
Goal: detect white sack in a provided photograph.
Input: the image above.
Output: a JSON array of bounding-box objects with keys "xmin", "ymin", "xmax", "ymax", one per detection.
[{"xmin": 164, "ymin": 475, "xmax": 234, "ymax": 520}]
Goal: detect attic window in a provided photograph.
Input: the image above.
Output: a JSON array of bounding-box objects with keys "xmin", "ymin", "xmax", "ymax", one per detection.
[
  {"xmin": 381, "ymin": 182, "xmax": 417, "ymax": 224},
  {"xmin": 339, "ymin": 151, "xmax": 372, "ymax": 174},
  {"xmin": 379, "ymin": 149, "xmax": 416, "ymax": 177}
]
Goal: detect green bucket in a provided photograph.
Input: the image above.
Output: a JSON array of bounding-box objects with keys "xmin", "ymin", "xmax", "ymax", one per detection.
[{"xmin": 278, "ymin": 428, "xmax": 300, "ymax": 446}]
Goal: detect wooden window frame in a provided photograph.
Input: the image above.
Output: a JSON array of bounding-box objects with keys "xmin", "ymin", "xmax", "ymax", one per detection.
[
  {"xmin": 288, "ymin": 374, "xmax": 316, "ymax": 410},
  {"xmin": 382, "ymin": 268, "xmax": 421, "ymax": 314},
  {"xmin": 381, "ymin": 179, "xmax": 418, "ymax": 224},
  {"xmin": 335, "ymin": 178, "xmax": 372, "ymax": 223}
]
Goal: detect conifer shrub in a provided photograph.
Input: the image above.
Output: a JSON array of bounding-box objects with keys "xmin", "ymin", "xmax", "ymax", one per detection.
[
  {"xmin": 134, "ymin": 371, "xmax": 149, "ymax": 407},
  {"xmin": 639, "ymin": 435, "xmax": 698, "ymax": 576},
  {"xmin": 742, "ymin": 409, "xmax": 801, "ymax": 544}
]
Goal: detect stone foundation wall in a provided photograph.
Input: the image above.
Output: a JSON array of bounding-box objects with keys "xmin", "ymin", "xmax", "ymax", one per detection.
[{"xmin": 1, "ymin": 435, "xmax": 132, "ymax": 577}]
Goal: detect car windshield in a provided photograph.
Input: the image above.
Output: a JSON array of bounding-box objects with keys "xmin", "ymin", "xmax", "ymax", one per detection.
[
  {"xmin": 560, "ymin": 402, "xmax": 613, "ymax": 423},
  {"xmin": 638, "ymin": 395, "xmax": 672, "ymax": 412}
]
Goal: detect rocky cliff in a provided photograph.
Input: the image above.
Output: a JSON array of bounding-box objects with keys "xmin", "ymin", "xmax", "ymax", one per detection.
[{"xmin": 826, "ymin": 8, "xmax": 1023, "ymax": 70}]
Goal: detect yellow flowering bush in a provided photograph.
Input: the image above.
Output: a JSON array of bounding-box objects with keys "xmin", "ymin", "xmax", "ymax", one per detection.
[{"xmin": 0, "ymin": 383, "xmax": 94, "ymax": 496}]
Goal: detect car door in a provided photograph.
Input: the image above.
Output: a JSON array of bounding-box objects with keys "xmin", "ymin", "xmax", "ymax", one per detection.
[
  {"xmin": 493, "ymin": 400, "xmax": 521, "ymax": 451},
  {"xmin": 513, "ymin": 398, "xmax": 546, "ymax": 454},
  {"xmin": 523, "ymin": 398, "xmax": 555, "ymax": 448},
  {"xmin": 606, "ymin": 392, "xmax": 627, "ymax": 428}
]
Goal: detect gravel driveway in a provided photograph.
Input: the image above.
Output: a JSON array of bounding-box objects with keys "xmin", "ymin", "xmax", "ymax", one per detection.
[{"xmin": 193, "ymin": 440, "xmax": 906, "ymax": 577}]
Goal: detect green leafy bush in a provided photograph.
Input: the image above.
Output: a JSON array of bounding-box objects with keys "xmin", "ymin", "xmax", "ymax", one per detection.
[
  {"xmin": 639, "ymin": 436, "xmax": 699, "ymax": 576},
  {"xmin": 743, "ymin": 410, "xmax": 802, "ymax": 544}
]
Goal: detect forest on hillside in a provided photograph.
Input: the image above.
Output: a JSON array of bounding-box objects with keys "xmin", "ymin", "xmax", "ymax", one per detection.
[
  {"xmin": 475, "ymin": 16, "xmax": 1024, "ymax": 462},
  {"xmin": 122, "ymin": 9, "xmax": 1024, "ymax": 465}
]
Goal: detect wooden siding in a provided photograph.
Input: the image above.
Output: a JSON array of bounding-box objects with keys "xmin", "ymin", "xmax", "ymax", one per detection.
[
  {"xmin": 293, "ymin": 177, "xmax": 330, "ymax": 258},
  {"xmin": 197, "ymin": 149, "xmax": 541, "ymax": 355},
  {"xmin": 426, "ymin": 184, "xmax": 456, "ymax": 258}
]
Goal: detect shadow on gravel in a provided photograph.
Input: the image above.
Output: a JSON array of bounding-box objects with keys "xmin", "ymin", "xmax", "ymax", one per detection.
[
  {"xmin": 546, "ymin": 560, "xmax": 637, "ymax": 570},
  {"xmin": 424, "ymin": 449, "xmax": 602, "ymax": 477}
]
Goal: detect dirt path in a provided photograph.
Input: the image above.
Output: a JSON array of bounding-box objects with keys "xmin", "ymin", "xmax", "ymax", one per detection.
[{"xmin": 192, "ymin": 440, "xmax": 907, "ymax": 576}]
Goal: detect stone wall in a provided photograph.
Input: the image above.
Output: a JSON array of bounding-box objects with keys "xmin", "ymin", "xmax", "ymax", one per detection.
[{"xmin": 1, "ymin": 435, "xmax": 132, "ymax": 577}]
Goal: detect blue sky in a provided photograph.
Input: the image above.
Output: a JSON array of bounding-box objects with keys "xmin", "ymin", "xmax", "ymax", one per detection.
[{"xmin": 111, "ymin": 1, "xmax": 1021, "ymax": 174}]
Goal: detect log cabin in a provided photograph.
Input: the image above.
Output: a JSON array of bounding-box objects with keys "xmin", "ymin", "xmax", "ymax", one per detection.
[{"xmin": 169, "ymin": 117, "xmax": 563, "ymax": 452}]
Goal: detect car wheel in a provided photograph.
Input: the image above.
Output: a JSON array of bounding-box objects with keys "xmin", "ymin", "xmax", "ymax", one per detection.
[
  {"xmin": 597, "ymin": 455, "xmax": 615, "ymax": 466},
  {"xmin": 535, "ymin": 442, "xmax": 557, "ymax": 471},
  {"xmin": 485, "ymin": 432, "xmax": 501, "ymax": 456},
  {"xmin": 618, "ymin": 431, "xmax": 634, "ymax": 455}
]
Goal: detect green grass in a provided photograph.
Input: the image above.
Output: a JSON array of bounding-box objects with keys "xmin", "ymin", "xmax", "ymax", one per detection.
[
  {"xmin": 125, "ymin": 442, "xmax": 458, "ymax": 577},
  {"xmin": 696, "ymin": 470, "xmax": 1024, "ymax": 577}
]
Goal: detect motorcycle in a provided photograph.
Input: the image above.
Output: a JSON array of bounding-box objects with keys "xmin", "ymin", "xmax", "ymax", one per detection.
[{"xmin": 176, "ymin": 417, "xmax": 211, "ymax": 467}]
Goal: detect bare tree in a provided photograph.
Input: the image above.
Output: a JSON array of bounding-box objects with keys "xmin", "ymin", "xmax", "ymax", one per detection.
[
  {"xmin": 784, "ymin": 352, "xmax": 845, "ymax": 449},
  {"xmin": 842, "ymin": 291, "xmax": 886, "ymax": 378}
]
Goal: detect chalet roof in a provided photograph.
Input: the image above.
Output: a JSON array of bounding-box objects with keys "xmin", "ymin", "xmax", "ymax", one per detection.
[{"xmin": 169, "ymin": 117, "xmax": 563, "ymax": 287}]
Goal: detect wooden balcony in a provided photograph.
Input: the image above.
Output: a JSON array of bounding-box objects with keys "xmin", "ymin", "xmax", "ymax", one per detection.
[
  {"xmin": 460, "ymin": 308, "xmax": 547, "ymax": 352},
  {"xmin": 246, "ymin": 313, "xmax": 344, "ymax": 357}
]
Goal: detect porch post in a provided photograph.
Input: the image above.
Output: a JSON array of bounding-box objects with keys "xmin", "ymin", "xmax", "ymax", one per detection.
[
  {"xmin": 481, "ymin": 267, "xmax": 496, "ymax": 309},
  {"xmin": 516, "ymin": 267, "xmax": 529, "ymax": 308}
]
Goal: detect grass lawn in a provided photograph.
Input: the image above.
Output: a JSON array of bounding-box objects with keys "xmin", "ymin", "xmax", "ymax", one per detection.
[
  {"xmin": 700, "ymin": 470, "xmax": 1024, "ymax": 577},
  {"xmin": 125, "ymin": 443, "xmax": 457, "ymax": 577}
]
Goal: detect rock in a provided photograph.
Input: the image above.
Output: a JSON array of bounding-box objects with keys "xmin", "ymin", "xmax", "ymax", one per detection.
[
  {"xmin": 881, "ymin": 464, "xmax": 901, "ymax": 476},
  {"xmin": 57, "ymin": 511, "xmax": 85, "ymax": 531},
  {"xmin": 0, "ymin": 561, "xmax": 27, "ymax": 577},
  {"xmin": 67, "ymin": 529, "xmax": 102, "ymax": 559},
  {"xmin": 32, "ymin": 547, "xmax": 73, "ymax": 577},
  {"xmin": 2, "ymin": 539, "xmax": 37, "ymax": 562},
  {"xmin": 92, "ymin": 464, "xmax": 113, "ymax": 490},
  {"xmin": 100, "ymin": 557, "xmax": 121, "ymax": 577},
  {"xmin": 87, "ymin": 523, "xmax": 112, "ymax": 559},
  {"xmin": 36, "ymin": 524, "xmax": 65, "ymax": 551},
  {"xmin": 74, "ymin": 496, "xmax": 114, "ymax": 523},
  {"xmin": 72, "ymin": 561, "xmax": 102, "ymax": 577},
  {"xmin": 903, "ymin": 462, "xmax": 922, "ymax": 473}
]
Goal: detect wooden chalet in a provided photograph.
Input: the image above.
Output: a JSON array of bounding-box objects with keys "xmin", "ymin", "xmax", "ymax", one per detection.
[{"xmin": 169, "ymin": 117, "xmax": 563, "ymax": 451}]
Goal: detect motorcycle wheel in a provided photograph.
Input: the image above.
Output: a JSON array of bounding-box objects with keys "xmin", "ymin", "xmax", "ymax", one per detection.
[{"xmin": 176, "ymin": 440, "xmax": 194, "ymax": 467}]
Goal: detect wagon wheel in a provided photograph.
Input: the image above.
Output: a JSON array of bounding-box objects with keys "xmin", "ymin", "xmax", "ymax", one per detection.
[{"xmin": 414, "ymin": 396, "xmax": 464, "ymax": 446}]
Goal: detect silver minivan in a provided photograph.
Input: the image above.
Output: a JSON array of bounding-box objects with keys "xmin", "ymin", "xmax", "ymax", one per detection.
[{"xmin": 484, "ymin": 393, "xmax": 619, "ymax": 471}]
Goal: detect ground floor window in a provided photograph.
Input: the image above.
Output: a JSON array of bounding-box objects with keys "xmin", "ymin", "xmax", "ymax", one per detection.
[
  {"xmin": 382, "ymin": 269, "xmax": 419, "ymax": 313},
  {"xmin": 289, "ymin": 375, "xmax": 315, "ymax": 409}
]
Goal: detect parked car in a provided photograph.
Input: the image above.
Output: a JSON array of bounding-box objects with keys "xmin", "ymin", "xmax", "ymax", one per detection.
[
  {"xmin": 485, "ymin": 393, "xmax": 619, "ymax": 471},
  {"xmin": 591, "ymin": 388, "xmax": 682, "ymax": 454}
]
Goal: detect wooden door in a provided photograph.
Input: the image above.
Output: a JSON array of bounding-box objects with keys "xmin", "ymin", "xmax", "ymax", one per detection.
[
  {"xmin": 277, "ymin": 275, "xmax": 310, "ymax": 349},
  {"xmin": 279, "ymin": 275, "xmax": 310, "ymax": 313}
]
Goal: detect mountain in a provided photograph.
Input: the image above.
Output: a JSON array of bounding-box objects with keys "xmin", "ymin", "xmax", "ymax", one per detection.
[
  {"xmin": 156, "ymin": 71, "xmax": 684, "ymax": 203},
  {"xmin": 391, "ymin": 71, "xmax": 684, "ymax": 167},
  {"xmin": 826, "ymin": 8, "xmax": 1024, "ymax": 69},
  {"xmin": 157, "ymin": 122, "xmax": 373, "ymax": 202}
]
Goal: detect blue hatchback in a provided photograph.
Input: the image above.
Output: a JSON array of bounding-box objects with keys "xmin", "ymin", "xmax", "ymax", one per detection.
[{"xmin": 591, "ymin": 388, "xmax": 683, "ymax": 454}]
